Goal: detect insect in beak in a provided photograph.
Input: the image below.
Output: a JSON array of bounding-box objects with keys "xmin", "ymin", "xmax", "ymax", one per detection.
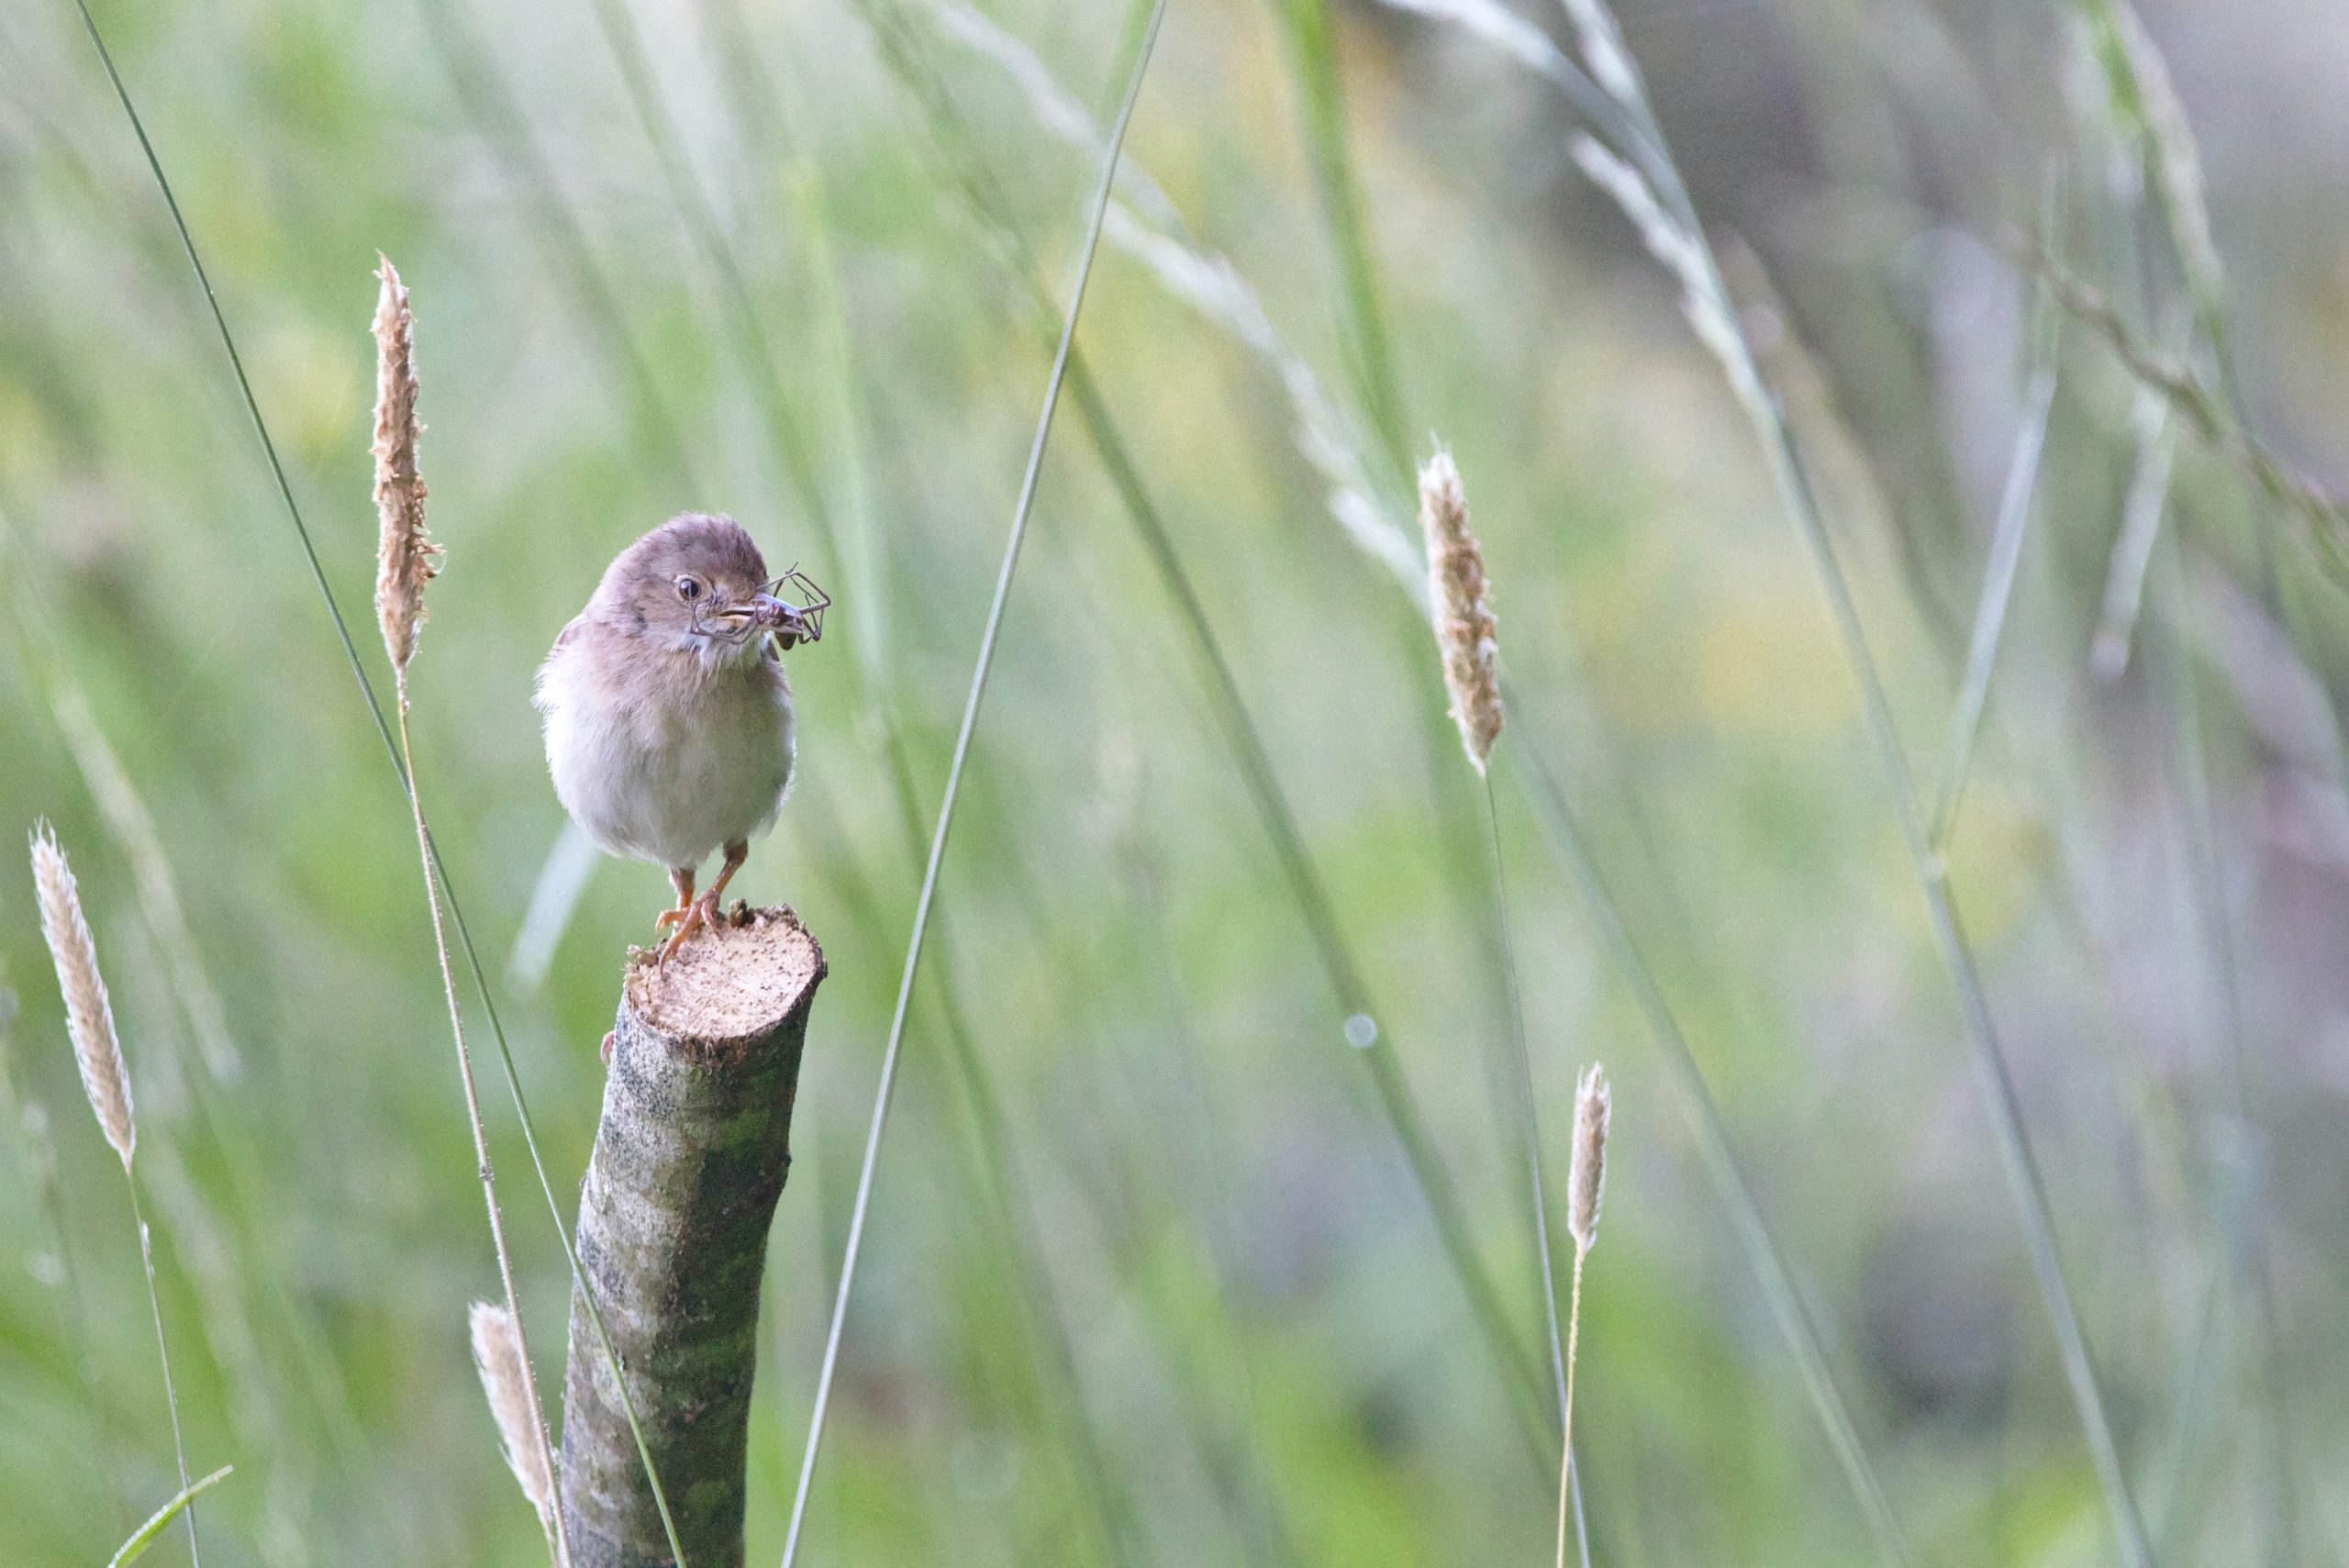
[
  {"xmin": 751, "ymin": 567, "xmax": 830, "ymax": 651},
  {"xmin": 749, "ymin": 595, "xmax": 815, "ymax": 648}
]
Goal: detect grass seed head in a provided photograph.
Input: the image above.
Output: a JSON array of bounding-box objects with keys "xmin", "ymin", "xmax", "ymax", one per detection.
[
  {"xmin": 1568, "ymin": 1062, "xmax": 1609, "ymax": 1253},
  {"xmin": 1419, "ymin": 448, "xmax": 1503, "ymax": 771},
  {"xmin": 372, "ymin": 255, "xmax": 438, "ymax": 675},
  {"xmin": 468, "ymin": 1300, "xmax": 555, "ymax": 1533},
  {"xmin": 29, "ymin": 824, "xmax": 135, "ymax": 1173}
]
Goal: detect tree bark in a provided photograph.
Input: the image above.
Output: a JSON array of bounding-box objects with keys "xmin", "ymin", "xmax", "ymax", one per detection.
[{"xmin": 560, "ymin": 906, "xmax": 824, "ymax": 1568}]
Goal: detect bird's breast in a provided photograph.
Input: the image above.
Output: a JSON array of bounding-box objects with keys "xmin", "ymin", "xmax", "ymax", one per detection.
[{"xmin": 540, "ymin": 631, "xmax": 795, "ymax": 869}]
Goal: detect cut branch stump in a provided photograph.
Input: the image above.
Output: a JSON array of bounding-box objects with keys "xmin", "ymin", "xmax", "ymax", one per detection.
[{"xmin": 560, "ymin": 905, "xmax": 825, "ymax": 1568}]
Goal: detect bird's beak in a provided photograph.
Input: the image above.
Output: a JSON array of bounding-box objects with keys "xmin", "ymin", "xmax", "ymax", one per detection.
[{"xmin": 708, "ymin": 599, "xmax": 769, "ymax": 639}]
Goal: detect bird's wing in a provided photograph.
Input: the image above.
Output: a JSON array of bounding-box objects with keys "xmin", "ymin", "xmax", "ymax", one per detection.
[{"xmin": 531, "ymin": 615, "xmax": 589, "ymax": 717}]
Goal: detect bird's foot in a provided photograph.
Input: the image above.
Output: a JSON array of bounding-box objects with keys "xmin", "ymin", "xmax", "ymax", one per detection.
[{"xmin": 655, "ymin": 892, "xmax": 721, "ymax": 969}]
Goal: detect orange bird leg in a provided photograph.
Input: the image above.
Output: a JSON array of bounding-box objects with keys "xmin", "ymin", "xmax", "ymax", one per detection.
[
  {"xmin": 654, "ymin": 866, "xmax": 696, "ymax": 933},
  {"xmin": 656, "ymin": 841, "xmax": 746, "ymax": 967},
  {"xmin": 702, "ymin": 840, "xmax": 749, "ymax": 910}
]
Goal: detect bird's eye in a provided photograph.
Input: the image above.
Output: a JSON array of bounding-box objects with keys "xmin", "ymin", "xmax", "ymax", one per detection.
[{"xmin": 675, "ymin": 576, "xmax": 703, "ymax": 602}]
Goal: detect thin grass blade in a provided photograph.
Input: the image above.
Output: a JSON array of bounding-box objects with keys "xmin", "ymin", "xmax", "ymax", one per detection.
[
  {"xmin": 2091, "ymin": 390, "xmax": 2178, "ymax": 679},
  {"xmin": 1501, "ymin": 5, "xmax": 2158, "ymax": 1555},
  {"xmin": 780, "ymin": 6, "xmax": 1169, "ymax": 1560},
  {"xmin": 107, "ymin": 1465, "xmax": 233, "ymax": 1568},
  {"xmin": 1508, "ymin": 737, "xmax": 1915, "ymax": 1567},
  {"xmin": 1268, "ymin": 0, "xmax": 1410, "ymax": 485},
  {"xmin": 63, "ymin": 9, "xmax": 685, "ymax": 1552},
  {"xmin": 1930, "ymin": 359, "xmax": 2058, "ymax": 848},
  {"xmin": 1485, "ymin": 777, "xmax": 1572, "ymax": 1428}
]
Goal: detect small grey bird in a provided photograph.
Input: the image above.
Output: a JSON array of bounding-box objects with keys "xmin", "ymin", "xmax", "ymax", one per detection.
[{"xmin": 536, "ymin": 513, "xmax": 824, "ymax": 963}]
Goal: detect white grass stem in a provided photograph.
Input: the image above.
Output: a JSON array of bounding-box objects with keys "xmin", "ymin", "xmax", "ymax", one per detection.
[
  {"xmin": 1553, "ymin": 1249, "xmax": 1586, "ymax": 1568},
  {"xmin": 128, "ymin": 1184, "xmax": 199, "ymax": 1568},
  {"xmin": 394, "ymin": 685, "xmax": 570, "ymax": 1568}
]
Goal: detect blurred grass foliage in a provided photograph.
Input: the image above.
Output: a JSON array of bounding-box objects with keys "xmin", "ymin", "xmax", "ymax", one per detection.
[{"xmin": 4, "ymin": 0, "xmax": 2349, "ymax": 1563}]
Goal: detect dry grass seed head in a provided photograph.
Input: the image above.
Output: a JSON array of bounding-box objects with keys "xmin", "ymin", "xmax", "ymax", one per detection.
[
  {"xmin": 468, "ymin": 1300, "xmax": 555, "ymax": 1532},
  {"xmin": 1568, "ymin": 1062, "xmax": 1609, "ymax": 1253},
  {"xmin": 373, "ymin": 255, "xmax": 438, "ymax": 674},
  {"xmin": 29, "ymin": 824, "xmax": 134, "ymax": 1172},
  {"xmin": 1419, "ymin": 449, "xmax": 1502, "ymax": 771}
]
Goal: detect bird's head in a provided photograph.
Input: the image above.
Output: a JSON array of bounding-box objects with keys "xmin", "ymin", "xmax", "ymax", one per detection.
[{"xmin": 591, "ymin": 513, "xmax": 820, "ymax": 662}]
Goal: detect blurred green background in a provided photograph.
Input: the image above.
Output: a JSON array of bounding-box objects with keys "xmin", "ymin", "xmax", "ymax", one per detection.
[{"xmin": 4, "ymin": 0, "xmax": 2348, "ymax": 1562}]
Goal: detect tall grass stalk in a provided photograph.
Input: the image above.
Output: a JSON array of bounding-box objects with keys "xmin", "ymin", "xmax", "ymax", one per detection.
[
  {"xmin": 2032, "ymin": 251, "xmax": 2349, "ymax": 573},
  {"xmin": 1487, "ymin": 6, "xmax": 2158, "ymax": 1559},
  {"xmin": 969, "ymin": 13, "xmax": 1885, "ymax": 1528},
  {"xmin": 1036, "ymin": 0, "xmax": 1887, "ymax": 1517},
  {"xmin": 63, "ymin": 11, "xmax": 689, "ymax": 1551},
  {"xmin": 865, "ymin": 2, "xmax": 1553, "ymax": 1456},
  {"xmin": 845, "ymin": 656, "xmax": 1152, "ymax": 1555},
  {"xmin": 128, "ymin": 1198, "xmax": 196, "ymax": 1563},
  {"xmin": 31, "ymin": 825, "xmax": 200, "ymax": 1567},
  {"xmin": 1505, "ymin": 738, "xmax": 1909, "ymax": 1564},
  {"xmin": 919, "ymin": 3, "xmax": 1910, "ymax": 1529},
  {"xmin": 1554, "ymin": 1065, "xmax": 1607, "ymax": 1568},
  {"xmin": 0, "ymin": 514, "xmax": 388, "ymax": 1559},
  {"xmin": 1417, "ymin": 445, "xmax": 1572, "ymax": 1429},
  {"xmin": 2076, "ymin": 20, "xmax": 2304, "ymax": 1551},
  {"xmin": 781, "ymin": 6, "xmax": 1168, "ymax": 1558},
  {"xmin": 371, "ymin": 259, "xmax": 573, "ymax": 1568}
]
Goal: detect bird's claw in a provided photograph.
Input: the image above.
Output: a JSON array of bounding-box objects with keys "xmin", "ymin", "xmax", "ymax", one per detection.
[{"xmin": 655, "ymin": 892, "xmax": 719, "ymax": 969}]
